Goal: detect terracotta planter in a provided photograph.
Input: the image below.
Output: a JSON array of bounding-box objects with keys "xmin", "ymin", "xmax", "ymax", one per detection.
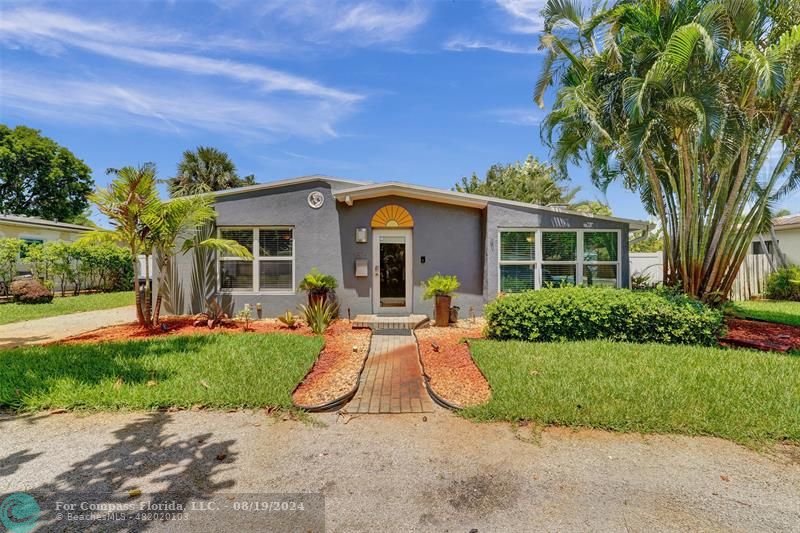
[{"xmin": 434, "ymin": 295, "xmax": 451, "ymax": 327}]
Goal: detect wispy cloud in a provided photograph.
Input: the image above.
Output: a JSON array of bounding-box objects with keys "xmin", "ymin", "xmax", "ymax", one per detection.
[
  {"xmin": 444, "ymin": 36, "xmax": 540, "ymax": 55},
  {"xmin": 0, "ymin": 8, "xmax": 361, "ymax": 103},
  {"xmin": 261, "ymin": 0, "xmax": 429, "ymax": 45},
  {"xmin": 496, "ymin": 0, "xmax": 548, "ymax": 34},
  {"xmin": 486, "ymin": 108, "xmax": 545, "ymax": 126},
  {"xmin": 2, "ymin": 70, "xmax": 352, "ymax": 141}
]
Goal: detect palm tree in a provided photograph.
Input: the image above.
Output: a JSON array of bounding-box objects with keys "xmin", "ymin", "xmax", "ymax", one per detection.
[
  {"xmin": 537, "ymin": 0, "xmax": 800, "ymax": 303},
  {"xmin": 89, "ymin": 164, "xmax": 159, "ymax": 325},
  {"xmin": 143, "ymin": 195, "xmax": 252, "ymax": 324},
  {"xmin": 167, "ymin": 146, "xmax": 256, "ymax": 197},
  {"xmin": 89, "ymin": 164, "xmax": 252, "ymax": 327}
]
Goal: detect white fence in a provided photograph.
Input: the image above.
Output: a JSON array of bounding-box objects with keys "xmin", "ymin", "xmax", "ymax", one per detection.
[{"xmin": 628, "ymin": 252, "xmax": 775, "ymax": 301}]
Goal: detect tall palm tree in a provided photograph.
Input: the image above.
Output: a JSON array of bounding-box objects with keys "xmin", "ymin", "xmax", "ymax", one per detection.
[
  {"xmin": 167, "ymin": 146, "xmax": 256, "ymax": 197},
  {"xmin": 537, "ymin": 0, "xmax": 800, "ymax": 303},
  {"xmin": 89, "ymin": 164, "xmax": 159, "ymax": 325}
]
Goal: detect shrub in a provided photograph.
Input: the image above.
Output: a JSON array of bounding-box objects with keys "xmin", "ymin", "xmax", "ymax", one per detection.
[
  {"xmin": 764, "ymin": 266, "xmax": 800, "ymax": 301},
  {"xmin": 299, "ymin": 299, "xmax": 339, "ymax": 335},
  {"xmin": 298, "ymin": 268, "xmax": 338, "ymax": 295},
  {"xmin": 277, "ymin": 310, "xmax": 298, "ymax": 329},
  {"xmin": 421, "ymin": 274, "xmax": 460, "ymax": 300},
  {"xmin": 10, "ymin": 278, "xmax": 54, "ymax": 304},
  {"xmin": 484, "ymin": 286, "xmax": 724, "ymax": 346}
]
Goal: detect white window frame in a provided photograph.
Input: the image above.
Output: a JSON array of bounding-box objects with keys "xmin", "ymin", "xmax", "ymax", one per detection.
[
  {"xmin": 498, "ymin": 228, "xmax": 621, "ymax": 292},
  {"xmin": 498, "ymin": 229, "xmax": 539, "ymax": 292},
  {"xmin": 217, "ymin": 226, "xmax": 295, "ymax": 295},
  {"xmin": 581, "ymin": 230, "xmax": 622, "ymax": 288}
]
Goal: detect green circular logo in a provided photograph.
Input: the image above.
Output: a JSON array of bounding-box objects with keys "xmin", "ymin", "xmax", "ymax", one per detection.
[{"xmin": 0, "ymin": 493, "xmax": 40, "ymax": 533}]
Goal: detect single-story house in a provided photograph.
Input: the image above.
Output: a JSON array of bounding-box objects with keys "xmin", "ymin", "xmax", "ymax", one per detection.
[
  {"xmin": 0, "ymin": 214, "xmax": 93, "ymax": 277},
  {"xmin": 160, "ymin": 175, "xmax": 648, "ymax": 318},
  {"xmin": 753, "ymin": 213, "xmax": 800, "ymax": 266}
]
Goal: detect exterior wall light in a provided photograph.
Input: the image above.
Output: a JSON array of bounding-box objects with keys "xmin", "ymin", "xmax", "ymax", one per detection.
[{"xmin": 355, "ymin": 228, "xmax": 368, "ymax": 243}]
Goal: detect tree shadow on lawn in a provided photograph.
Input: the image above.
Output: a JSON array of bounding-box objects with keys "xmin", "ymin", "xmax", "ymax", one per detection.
[
  {"xmin": 24, "ymin": 412, "xmax": 237, "ymax": 531},
  {"xmin": 0, "ymin": 336, "xmax": 217, "ymax": 409}
]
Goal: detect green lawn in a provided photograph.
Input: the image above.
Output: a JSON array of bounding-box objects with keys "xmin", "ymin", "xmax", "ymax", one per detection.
[
  {"xmin": 0, "ymin": 291, "xmax": 134, "ymax": 325},
  {"xmin": 0, "ymin": 333, "xmax": 323, "ymax": 412},
  {"xmin": 464, "ymin": 340, "xmax": 800, "ymax": 445},
  {"xmin": 730, "ymin": 300, "xmax": 800, "ymax": 327}
]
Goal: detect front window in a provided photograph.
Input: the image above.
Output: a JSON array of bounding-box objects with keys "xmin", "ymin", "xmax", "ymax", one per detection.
[
  {"xmin": 542, "ymin": 231, "xmax": 577, "ymax": 286},
  {"xmin": 499, "ymin": 231, "xmax": 536, "ymax": 292},
  {"xmin": 219, "ymin": 227, "xmax": 294, "ymax": 292},
  {"xmin": 498, "ymin": 229, "xmax": 620, "ymax": 291}
]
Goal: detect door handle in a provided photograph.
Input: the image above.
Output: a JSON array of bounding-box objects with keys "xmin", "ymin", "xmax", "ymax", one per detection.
[{"xmin": 374, "ymin": 265, "xmax": 379, "ymax": 276}]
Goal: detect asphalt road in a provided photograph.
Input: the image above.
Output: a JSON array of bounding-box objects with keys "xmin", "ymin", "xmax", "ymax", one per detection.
[{"xmin": 1, "ymin": 409, "xmax": 798, "ymax": 532}]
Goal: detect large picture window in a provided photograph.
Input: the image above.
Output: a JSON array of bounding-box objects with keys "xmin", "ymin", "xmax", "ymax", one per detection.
[
  {"xmin": 219, "ymin": 227, "xmax": 294, "ymax": 293},
  {"xmin": 498, "ymin": 229, "xmax": 620, "ymax": 292}
]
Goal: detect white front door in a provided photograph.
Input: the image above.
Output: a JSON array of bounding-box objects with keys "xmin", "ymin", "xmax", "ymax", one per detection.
[{"xmin": 372, "ymin": 229, "xmax": 413, "ymax": 314}]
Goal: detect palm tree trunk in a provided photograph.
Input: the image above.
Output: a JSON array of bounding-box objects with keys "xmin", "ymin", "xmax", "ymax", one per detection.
[{"xmin": 132, "ymin": 256, "xmax": 146, "ymax": 326}]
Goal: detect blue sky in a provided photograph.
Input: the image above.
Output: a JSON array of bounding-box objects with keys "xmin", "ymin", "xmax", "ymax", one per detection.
[{"xmin": 1, "ymin": 0, "xmax": 794, "ymax": 224}]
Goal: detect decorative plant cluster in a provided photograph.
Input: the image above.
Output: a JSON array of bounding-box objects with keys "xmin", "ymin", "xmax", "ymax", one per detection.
[
  {"xmin": 299, "ymin": 299, "xmax": 339, "ymax": 335},
  {"xmin": 484, "ymin": 286, "xmax": 724, "ymax": 346},
  {"xmin": 421, "ymin": 274, "xmax": 460, "ymax": 300},
  {"xmin": 764, "ymin": 267, "xmax": 800, "ymax": 302},
  {"xmin": 298, "ymin": 268, "xmax": 338, "ymax": 303},
  {"xmin": 277, "ymin": 310, "xmax": 298, "ymax": 329}
]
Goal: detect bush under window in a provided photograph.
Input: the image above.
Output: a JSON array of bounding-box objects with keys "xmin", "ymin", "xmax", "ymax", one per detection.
[{"xmin": 484, "ymin": 286, "xmax": 724, "ymax": 346}]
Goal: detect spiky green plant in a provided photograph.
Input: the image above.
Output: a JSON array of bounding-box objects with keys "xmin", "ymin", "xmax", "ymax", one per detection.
[{"xmin": 298, "ymin": 300, "xmax": 339, "ymax": 335}]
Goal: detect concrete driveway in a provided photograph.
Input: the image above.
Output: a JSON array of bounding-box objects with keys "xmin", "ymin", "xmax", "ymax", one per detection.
[
  {"xmin": 0, "ymin": 305, "xmax": 135, "ymax": 349},
  {"xmin": 1, "ymin": 410, "xmax": 798, "ymax": 532}
]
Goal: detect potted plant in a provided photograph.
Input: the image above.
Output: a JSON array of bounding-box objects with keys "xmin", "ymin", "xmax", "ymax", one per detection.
[
  {"xmin": 298, "ymin": 268, "xmax": 338, "ymax": 305},
  {"xmin": 422, "ymin": 274, "xmax": 460, "ymax": 327}
]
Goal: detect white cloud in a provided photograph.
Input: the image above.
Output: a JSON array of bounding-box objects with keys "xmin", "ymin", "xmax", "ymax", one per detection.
[
  {"xmin": 486, "ymin": 108, "xmax": 545, "ymax": 126},
  {"xmin": 1, "ymin": 71, "xmax": 353, "ymax": 141},
  {"xmin": 496, "ymin": 0, "xmax": 548, "ymax": 34},
  {"xmin": 0, "ymin": 8, "xmax": 360, "ymax": 103},
  {"xmin": 333, "ymin": 2, "xmax": 429, "ymax": 42},
  {"xmin": 262, "ymin": 0, "xmax": 429, "ymax": 45},
  {"xmin": 444, "ymin": 36, "xmax": 540, "ymax": 55}
]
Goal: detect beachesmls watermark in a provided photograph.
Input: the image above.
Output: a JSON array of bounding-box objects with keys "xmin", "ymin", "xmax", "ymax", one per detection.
[
  {"xmin": 0, "ymin": 492, "xmax": 324, "ymax": 532},
  {"xmin": 0, "ymin": 492, "xmax": 41, "ymax": 533}
]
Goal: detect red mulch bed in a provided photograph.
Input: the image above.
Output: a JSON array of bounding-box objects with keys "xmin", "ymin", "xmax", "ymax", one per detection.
[
  {"xmin": 415, "ymin": 323, "xmax": 491, "ymax": 407},
  {"xmin": 721, "ymin": 318, "xmax": 800, "ymax": 353},
  {"xmin": 58, "ymin": 316, "xmax": 314, "ymax": 345},
  {"xmin": 292, "ymin": 321, "xmax": 371, "ymax": 407}
]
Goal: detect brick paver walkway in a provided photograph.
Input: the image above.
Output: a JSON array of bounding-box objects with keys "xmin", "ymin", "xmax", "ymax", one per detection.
[{"xmin": 346, "ymin": 331, "xmax": 435, "ymax": 414}]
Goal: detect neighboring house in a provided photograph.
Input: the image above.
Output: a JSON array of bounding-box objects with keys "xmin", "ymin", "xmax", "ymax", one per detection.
[
  {"xmin": 754, "ymin": 214, "xmax": 800, "ymax": 266},
  {"xmin": 159, "ymin": 175, "xmax": 648, "ymax": 317},
  {"xmin": 0, "ymin": 214, "xmax": 93, "ymax": 276}
]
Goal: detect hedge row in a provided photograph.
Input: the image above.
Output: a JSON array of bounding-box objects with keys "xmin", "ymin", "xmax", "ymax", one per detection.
[{"xmin": 484, "ymin": 286, "xmax": 724, "ymax": 346}]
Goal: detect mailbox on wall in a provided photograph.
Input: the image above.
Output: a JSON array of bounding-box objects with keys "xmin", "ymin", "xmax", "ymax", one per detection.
[{"xmin": 355, "ymin": 259, "xmax": 369, "ymax": 277}]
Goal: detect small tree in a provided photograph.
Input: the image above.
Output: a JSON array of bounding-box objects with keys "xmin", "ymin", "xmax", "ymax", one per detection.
[
  {"xmin": 89, "ymin": 163, "xmax": 251, "ymax": 327},
  {"xmin": 0, "ymin": 238, "xmax": 22, "ymax": 294}
]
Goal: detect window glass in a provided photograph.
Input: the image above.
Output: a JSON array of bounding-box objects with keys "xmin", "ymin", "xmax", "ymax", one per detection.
[
  {"xmin": 259, "ymin": 261, "xmax": 293, "ymax": 290},
  {"xmin": 220, "ymin": 260, "xmax": 253, "ymax": 290},
  {"xmin": 583, "ymin": 265, "xmax": 618, "ymax": 287},
  {"xmin": 542, "ymin": 232, "xmax": 577, "ymax": 261},
  {"xmin": 220, "ymin": 229, "xmax": 253, "ymax": 254},
  {"xmin": 500, "ymin": 232, "xmax": 535, "ymax": 261},
  {"xmin": 500, "ymin": 264, "xmax": 535, "ymax": 293},
  {"xmin": 259, "ymin": 229, "xmax": 293, "ymax": 257},
  {"xmin": 541, "ymin": 264, "xmax": 576, "ymax": 286},
  {"xmin": 584, "ymin": 232, "xmax": 618, "ymax": 262}
]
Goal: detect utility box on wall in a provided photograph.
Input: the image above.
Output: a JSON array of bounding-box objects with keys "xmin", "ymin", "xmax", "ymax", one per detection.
[{"xmin": 355, "ymin": 259, "xmax": 368, "ymax": 277}]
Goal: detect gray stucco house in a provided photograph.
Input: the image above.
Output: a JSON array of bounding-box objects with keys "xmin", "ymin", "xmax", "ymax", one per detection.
[{"xmin": 162, "ymin": 175, "xmax": 648, "ymax": 318}]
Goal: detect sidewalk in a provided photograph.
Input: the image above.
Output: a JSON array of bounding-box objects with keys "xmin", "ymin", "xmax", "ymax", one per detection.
[{"xmin": 0, "ymin": 306, "xmax": 136, "ymax": 349}]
